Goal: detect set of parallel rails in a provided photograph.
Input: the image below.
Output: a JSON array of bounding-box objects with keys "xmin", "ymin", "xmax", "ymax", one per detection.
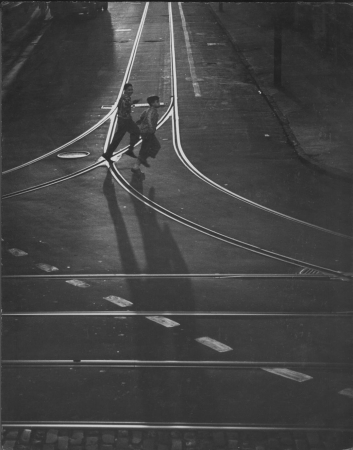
[{"xmin": 2, "ymin": 1, "xmax": 352, "ymax": 431}]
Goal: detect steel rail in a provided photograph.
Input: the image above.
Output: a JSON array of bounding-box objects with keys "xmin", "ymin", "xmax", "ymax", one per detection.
[
  {"xmin": 3, "ymin": 360, "xmax": 352, "ymax": 369},
  {"xmin": 109, "ymin": 163, "xmax": 351, "ymax": 280},
  {"xmin": 3, "ymin": 311, "xmax": 352, "ymax": 317},
  {"xmin": 1, "ymin": 2, "xmax": 150, "ymax": 176},
  {"xmin": 1, "ymin": 101, "xmax": 173, "ymax": 200},
  {"xmin": 1, "ymin": 273, "xmax": 335, "ymax": 279},
  {"xmin": 168, "ymin": 3, "xmax": 353, "ymax": 242},
  {"xmin": 1, "ymin": 422, "xmax": 352, "ymax": 431}
]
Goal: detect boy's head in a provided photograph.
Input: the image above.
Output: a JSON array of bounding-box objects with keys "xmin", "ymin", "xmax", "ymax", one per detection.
[
  {"xmin": 124, "ymin": 83, "xmax": 133, "ymax": 95},
  {"xmin": 147, "ymin": 95, "xmax": 160, "ymax": 107}
]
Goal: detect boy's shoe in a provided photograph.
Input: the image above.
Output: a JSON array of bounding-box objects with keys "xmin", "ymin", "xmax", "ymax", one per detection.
[
  {"xmin": 138, "ymin": 158, "xmax": 150, "ymax": 168},
  {"xmin": 125, "ymin": 149, "xmax": 137, "ymax": 158}
]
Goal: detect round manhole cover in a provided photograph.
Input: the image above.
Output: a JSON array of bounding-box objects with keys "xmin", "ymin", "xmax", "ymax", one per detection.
[{"xmin": 57, "ymin": 151, "xmax": 90, "ymax": 159}]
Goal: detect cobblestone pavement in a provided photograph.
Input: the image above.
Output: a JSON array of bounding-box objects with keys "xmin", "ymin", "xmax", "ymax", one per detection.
[{"xmin": 2, "ymin": 429, "xmax": 353, "ymax": 450}]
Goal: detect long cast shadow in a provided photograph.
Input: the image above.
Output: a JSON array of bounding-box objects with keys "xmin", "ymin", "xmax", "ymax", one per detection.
[{"xmin": 103, "ymin": 170, "xmax": 217, "ymax": 423}]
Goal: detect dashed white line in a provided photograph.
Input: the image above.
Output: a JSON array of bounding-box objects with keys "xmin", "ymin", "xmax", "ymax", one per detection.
[
  {"xmin": 8, "ymin": 248, "xmax": 28, "ymax": 256},
  {"xmin": 66, "ymin": 279, "xmax": 90, "ymax": 288},
  {"xmin": 35, "ymin": 263, "xmax": 59, "ymax": 273},
  {"xmin": 196, "ymin": 337, "xmax": 233, "ymax": 352},
  {"xmin": 339, "ymin": 388, "xmax": 353, "ymax": 398},
  {"xmin": 262, "ymin": 368, "xmax": 313, "ymax": 382},
  {"xmin": 146, "ymin": 316, "xmax": 180, "ymax": 328},
  {"xmin": 103, "ymin": 296, "xmax": 133, "ymax": 307}
]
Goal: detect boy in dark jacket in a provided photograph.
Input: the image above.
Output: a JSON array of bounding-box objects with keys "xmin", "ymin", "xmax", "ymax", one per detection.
[
  {"xmin": 102, "ymin": 83, "xmax": 141, "ymax": 161},
  {"xmin": 131, "ymin": 95, "xmax": 161, "ymax": 177}
]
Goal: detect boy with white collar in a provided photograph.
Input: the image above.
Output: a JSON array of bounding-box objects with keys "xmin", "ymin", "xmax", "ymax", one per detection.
[{"xmin": 132, "ymin": 95, "xmax": 161, "ymax": 178}]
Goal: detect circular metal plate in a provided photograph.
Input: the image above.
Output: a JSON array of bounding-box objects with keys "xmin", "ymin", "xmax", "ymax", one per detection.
[{"xmin": 57, "ymin": 151, "xmax": 90, "ymax": 159}]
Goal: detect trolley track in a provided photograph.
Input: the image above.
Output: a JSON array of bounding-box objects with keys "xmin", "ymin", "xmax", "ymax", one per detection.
[
  {"xmin": 2, "ymin": 1, "xmax": 352, "ymax": 431},
  {"xmin": 2, "ymin": 3, "xmax": 352, "ymax": 245}
]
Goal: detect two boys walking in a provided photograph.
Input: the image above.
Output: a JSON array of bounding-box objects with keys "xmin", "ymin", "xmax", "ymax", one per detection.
[{"xmin": 102, "ymin": 83, "xmax": 161, "ymax": 177}]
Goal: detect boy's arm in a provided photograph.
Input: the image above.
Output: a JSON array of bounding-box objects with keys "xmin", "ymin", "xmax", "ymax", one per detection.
[
  {"xmin": 136, "ymin": 110, "xmax": 146, "ymax": 125},
  {"xmin": 146, "ymin": 109, "xmax": 158, "ymax": 133}
]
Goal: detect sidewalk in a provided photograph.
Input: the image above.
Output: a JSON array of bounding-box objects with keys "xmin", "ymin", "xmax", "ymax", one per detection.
[
  {"xmin": 2, "ymin": 428, "xmax": 353, "ymax": 450},
  {"xmin": 209, "ymin": 3, "xmax": 353, "ymax": 181}
]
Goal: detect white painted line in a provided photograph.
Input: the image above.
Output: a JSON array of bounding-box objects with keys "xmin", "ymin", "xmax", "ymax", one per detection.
[
  {"xmin": 146, "ymin": 316, "xmax": 180, "ymax": 328},
  {"xmin": 103, "ymin": 296, "xmax": 133, "ymax": 307},
  {"xmin": 134, "ymin": 103, "xmax": 165, "ymax": 107},
  {"xmin": 35, "ymin": 263, "xmax": 59, "ymax": 273},
  {"xmin": 195, "ymin": 337, "xmax": 232, "ymax": 352},
  {"xmin": 66, "ymin": 279, "xmax": 90, "ymax": 288},
  {"xmin": 178, "ymin": 2, "xmax": 201, "ymax": 97},
  {"xmin": 8, "ymin": 248, "xmax": 28, "ymax": 257},
  {"xmin": 207, "ymin": 43, "xmax": 226, "ymax": 46},
  {"xmin": 300, "ymin": 268, "xmax": 322, "ymax": 275},
  {"xmin": 101, "ymin": 103, "xmax": 165, "ymax": 109},
  {"xmin": 339, "ymin": 388, "xmax": 353, "ymax": 398},
  {"xmin": 261, "ymin": 368, "xmax": 313, "ymax": 382}
]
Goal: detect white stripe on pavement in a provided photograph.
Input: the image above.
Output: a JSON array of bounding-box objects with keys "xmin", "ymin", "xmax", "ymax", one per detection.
[
  {"xmin": 8, "ymin": 248, "xmax": 28, "ymax": 256},
  {"xmin": 146, "ymin": 316, "xmax": 180, "ymax": 328},
  {"xmin": 66, "ymin": 279, "xmax": 90, "ymax": 288},
  {"xmin": 262, "ymin": 368, "xmax": 313, "ymax": 382},
  {"xmin": 339, "ymin": 388, "xmax": 353, "ymax": 398},
  {"xmin": 196, "ymin": 337, "xmax": 233, "ymax": 352},
  {"xmin": 103, "ymin": 296, "xmax": 133, "ymax": 307},
  {"xmin": 36, "ymin": 263, "xmax": 59, "ymax": 273},
  {"xmin": 178, "ymin": 2, "xmax": 201, "ymax": 97}
]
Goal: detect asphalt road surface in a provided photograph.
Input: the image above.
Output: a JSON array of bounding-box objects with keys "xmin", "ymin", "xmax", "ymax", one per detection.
[{"xmin": 2, "ymin": 2, "xmax": 353, "ymax": 430}]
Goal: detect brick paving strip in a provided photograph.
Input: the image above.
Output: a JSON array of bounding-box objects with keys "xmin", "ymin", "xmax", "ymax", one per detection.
[{"xmin": 1, "ymin": 429, "xmax": 353, "ymax": 450}]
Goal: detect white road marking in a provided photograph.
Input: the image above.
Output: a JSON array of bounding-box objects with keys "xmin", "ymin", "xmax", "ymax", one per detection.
[
  {"xmin": 339, "ymin": 388, "xmax": 353, "ymax": 398},
  {"xmin": 207, "ymin": 43, "xmax": 226, "ymax": 46},
  {"xmin": 195, "ymin": 337, "xmax": 232, "ymax": 352},
  {"xmin": 66, "ymin": 279, "xmax": 90, "ymax": 288},
  {"xmin": 261, "ymin": 368, "xmax": 313, "ymax": 382},
  {"xmin": 134, "ymin": 103, "xmax": 165, "ymax": 107},
  {"xmin": 146, "ymin": 316, "xmax": 180, "ymax": 328},
  {"xmin": 8, "ymin": 248, "xmax": 28, "ymax": 257},
  {"xmin": 178, "ymin": 2, "xmax": 201, "ymax": 97},
  {"xmin": 103, "ymin": 296, "xmax": 133, "ymax": 307},
  {"xmin": 35, "ymin": 263, "xmax": 59, "ymax": 273}
]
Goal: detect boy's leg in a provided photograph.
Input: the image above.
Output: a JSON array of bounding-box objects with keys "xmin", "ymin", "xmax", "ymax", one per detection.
[
  {"xmin": 137, "ymin": 134, "xmax": 153, "ymax": 167},
  {"xmin": 150, "ymin": 134, "xmax": 161, "ymax": 153},
  {"xmin": 104, "ymin": 119, "xmax": 127, "ymax": 158},
  {"xmin": 125, "ymin": 120, "xmax": 140, "ymax": 157}
]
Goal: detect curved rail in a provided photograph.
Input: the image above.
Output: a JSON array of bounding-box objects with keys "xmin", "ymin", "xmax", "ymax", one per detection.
[
  {"xmin": 168, "ymin": 3, "xmax": 353, "ymax": 242},
  {"xmin": 1, "ymin": 2, "xmax": 150, "ymax": 176},
  {"xmin": 109, "ymin": 163, "xmax": 351, "ymax": 280},
  {"xmin": 2, "ymin": 101, "xmax": 173, "ymax": 200}
]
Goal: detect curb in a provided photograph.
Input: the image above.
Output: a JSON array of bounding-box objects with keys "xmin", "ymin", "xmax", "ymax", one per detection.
[{"xmin": 208, "ymin": 4, "xmax": 353, "ymax": 184}]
